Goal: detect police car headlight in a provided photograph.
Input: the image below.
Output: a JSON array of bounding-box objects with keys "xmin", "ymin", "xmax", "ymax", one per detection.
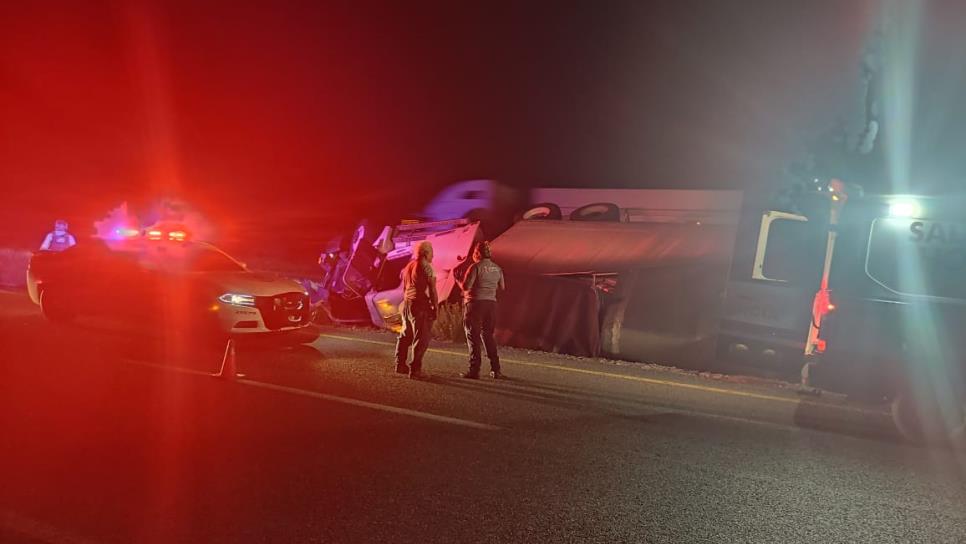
[{"xmin": 219, "ymin": 293, "xmax": 256, "ymax": 307}]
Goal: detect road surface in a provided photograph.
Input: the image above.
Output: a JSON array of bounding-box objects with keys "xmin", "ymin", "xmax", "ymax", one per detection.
[{"xmin": 1, "ymin": 290, "xmax": 964, "ymax": 543}]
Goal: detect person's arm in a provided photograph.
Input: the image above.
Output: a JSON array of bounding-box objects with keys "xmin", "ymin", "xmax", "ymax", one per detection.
[
  {"xmin": 39, "ymin": 233, "xmax": 53, "ymax": 250},
  {"xmin": 498, "ymin": 268, "xmax": 505, "ymax": 291},
  {"xmin": 424, "ymin": 262, "xmax": 439, "ymax": 310},
  {"xmin": 428, "ymin": 274, "xmax": 439, "ymax": 311},
  {"xmin": 67, "ymin": 234, "xmax": 77, "ymax": 248},
  {"xmin": 461, "ymin": 263, "xmax": 478, "ymax": 292}
]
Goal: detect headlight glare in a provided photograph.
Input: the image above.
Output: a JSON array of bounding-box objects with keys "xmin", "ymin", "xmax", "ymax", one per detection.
[
  {"xmin": 888, "ymin": 199, "xmax": 921, "ymax": 218},
  {"xmin": 219, "ymin": 293, "xmax": 256, "ymax": 307}
]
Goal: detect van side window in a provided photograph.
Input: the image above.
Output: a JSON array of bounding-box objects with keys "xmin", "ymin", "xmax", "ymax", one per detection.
[{"xmin": 753, "ymin": 212, "xmax": 824, "ymax": 285}]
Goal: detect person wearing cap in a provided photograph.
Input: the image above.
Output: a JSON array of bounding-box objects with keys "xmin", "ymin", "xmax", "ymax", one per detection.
[
  {"xmin": 393, "ymin": 241, "xmax": 438, "ymax": 379},
  {"xmin": 39, "ymin": 220, "xmax": 77, "ymax": 252},
  {"xmin": 459, "ymin": 240, "xmax": 505, "ymax": 379}
]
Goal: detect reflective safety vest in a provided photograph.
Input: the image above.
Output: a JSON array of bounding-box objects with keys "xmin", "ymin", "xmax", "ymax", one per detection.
[{"xmin": 47, "ymin": 232, "xmax": 73, "ymax": 252}]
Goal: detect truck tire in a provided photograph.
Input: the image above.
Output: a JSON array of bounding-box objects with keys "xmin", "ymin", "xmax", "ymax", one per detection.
[
  {"xmin": 521, "ymin": 203, "xmax": 561, "ymax": 221},
  {"xmin": 40, "ymin": 287, "xmax": 75, "ymax": 323},
  {"xmin": 569, "ymin": 202, "xmax": 620, "ymax": 222},
  {"xmin": 891, "ymin": 385, "xmax": 965, "ymax": 446}
]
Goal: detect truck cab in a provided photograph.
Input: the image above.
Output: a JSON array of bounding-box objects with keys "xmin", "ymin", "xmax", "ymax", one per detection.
[{"xmin": 316, "ymin": 219, "xmax": 482, "ymax": 329}]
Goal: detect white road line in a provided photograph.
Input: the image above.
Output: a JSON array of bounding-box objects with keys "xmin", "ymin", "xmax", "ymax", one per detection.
[
  {"xmin": 237, "ymin": 379, "xmax": 501, "ymax": 431},
  {"xmin": 121, "ymin": 358, "xmax": 501, "ymax": 431}
]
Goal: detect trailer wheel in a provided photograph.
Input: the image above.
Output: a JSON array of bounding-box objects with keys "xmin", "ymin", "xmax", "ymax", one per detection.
[
  {"xmin": 520, "ymin": 203, "xmax": 561, "ymax": 221},
  {"xmin": 891, "ymin": 385, "xmax": 965, "ymax": 446},
  {"xmin": 569, "ymin": 202, "xmax": 620, "ymax": 222},
  {"xmin": 40, "ymin": 287, "xmax": 75, "ymax": 323}
]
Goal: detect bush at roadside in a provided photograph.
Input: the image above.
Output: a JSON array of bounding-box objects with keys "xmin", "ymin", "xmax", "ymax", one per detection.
[{"xmin": 433, "ymin": 301, "xmax": 465, "ymax": 343}]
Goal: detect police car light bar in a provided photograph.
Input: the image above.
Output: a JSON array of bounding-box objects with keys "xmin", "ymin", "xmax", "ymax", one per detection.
[{"xmin": 114, "ymin": 227, "xmax": 140, "ymax": 238}]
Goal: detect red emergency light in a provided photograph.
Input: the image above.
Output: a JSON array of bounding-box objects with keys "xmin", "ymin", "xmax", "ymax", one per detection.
[{"xmin": 144, "ymin": 225, "xmax": 190, "ymax": 242}]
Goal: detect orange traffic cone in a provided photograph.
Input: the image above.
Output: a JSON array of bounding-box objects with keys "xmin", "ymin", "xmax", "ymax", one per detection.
[{"xmin": 214, "ymin": 337, "xmax": 244, "ymax": 379}]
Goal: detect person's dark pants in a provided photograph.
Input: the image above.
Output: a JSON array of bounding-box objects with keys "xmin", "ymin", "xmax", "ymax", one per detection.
[
  {"xmin": 464, "ymin": 300, "xmax": 500, "ymax": 375},
  {"xmin": 394, "ymin": 300, "xmax": 432, "ymax": 373}
]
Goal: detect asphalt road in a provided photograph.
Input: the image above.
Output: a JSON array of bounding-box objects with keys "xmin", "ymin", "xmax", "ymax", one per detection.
[{"xmin": 1, "ymin": 290, "xmax": 965, "ymax": 543}]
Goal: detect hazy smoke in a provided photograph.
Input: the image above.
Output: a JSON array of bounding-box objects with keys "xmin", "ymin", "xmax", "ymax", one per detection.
[
  {"xmin": 93, "ymin": 202, "xmax": 140, "ymax": 239},
  {"xmin": 93, "ymin": 199, "xmax": 215, "ymax": 242}
]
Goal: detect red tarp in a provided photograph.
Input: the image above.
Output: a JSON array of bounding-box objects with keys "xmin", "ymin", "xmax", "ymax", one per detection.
[
  {"xmin": 490, "ymin": 219, "xmax": 739, "ymax": 363},
  {"xmin": 495, "ymin": 273, "xmax": 601, "ymax": 357}
]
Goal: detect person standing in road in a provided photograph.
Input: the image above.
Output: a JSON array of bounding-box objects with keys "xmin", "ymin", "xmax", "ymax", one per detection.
[
  {"xmin": 459, "ymin": 241, "xmax": 505, "ymax": 379},
  {"xmin": 394, "ymin": 241, "xmax": 438, "ymax": 379}
]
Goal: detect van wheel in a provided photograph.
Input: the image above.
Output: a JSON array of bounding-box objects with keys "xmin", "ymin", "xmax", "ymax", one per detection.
[
  {"xmin": 569, "ymin": 202, "xmax": 620, "ymax": 222},
  {"xmin": 891, "ymin": 386, "xmax": 965, "ymax": 446},
  {"xmin": 40, "ymin": 288, "xmax": 75, "ymax": 323},
  {"xmin": 521, "ymin": 203, "xmax": 561, "ymax": 221}
]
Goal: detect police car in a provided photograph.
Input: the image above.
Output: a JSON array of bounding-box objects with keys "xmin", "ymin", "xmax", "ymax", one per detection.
[{"xmin": 26, "ymin": 226, "xmax": 317, "ymax": 344}]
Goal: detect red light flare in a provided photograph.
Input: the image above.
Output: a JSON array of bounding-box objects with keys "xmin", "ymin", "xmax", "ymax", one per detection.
[{"xmin": 122, "ymin": 2, "xmax": 183, "ymax": 197}]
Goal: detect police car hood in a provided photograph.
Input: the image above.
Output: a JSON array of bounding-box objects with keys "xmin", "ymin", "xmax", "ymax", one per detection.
[{"xmin": 198, "ymin": 271, "xmax": 305, "ymax": 297}]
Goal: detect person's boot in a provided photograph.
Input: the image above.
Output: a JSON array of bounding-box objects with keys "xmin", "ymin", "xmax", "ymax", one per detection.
[
  {"xmin": 409, "ymin": 362, "xmax": 427, "ymax": 380},
  {"xmin": 489, "ymin": 370, "xmax": 504, "ymax": 379},
  {"xmin": 459, "ymin": 371, "xmax": 480, "ymax": 379},
  {"xmin": 394, "ymin": 363, "xmax": 410, "ymax": 374}
]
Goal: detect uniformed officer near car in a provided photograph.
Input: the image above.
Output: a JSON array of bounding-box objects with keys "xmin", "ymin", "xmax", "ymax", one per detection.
[
  {"xmin": 393, "ymin": 241, "xmax": 438, "ymax": 379},
  {"xmin": 39, "ymin": 220, "xmax": 77, "ymax": 252},
  {"xmin": 459, "ymin": 241, "xmax": 505, "ymax": 379}
]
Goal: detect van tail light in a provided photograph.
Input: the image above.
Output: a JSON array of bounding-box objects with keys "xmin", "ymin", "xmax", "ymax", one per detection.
[
  {"xmin": 810, "ymin": 289, "xmax": 835, "ymax": 354},
  {"xmin": 812, "ymin": 288, "xmax": 836, "ymax": 320}
]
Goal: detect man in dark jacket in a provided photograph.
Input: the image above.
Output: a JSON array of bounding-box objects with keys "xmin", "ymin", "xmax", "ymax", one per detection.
[
  {"xmin": 459, "ymin": 241, "xmax": 505, "ymax": 379},
  {"xmin": 394, "ymin": 241, "xmax": 438, "ymax": 379}
]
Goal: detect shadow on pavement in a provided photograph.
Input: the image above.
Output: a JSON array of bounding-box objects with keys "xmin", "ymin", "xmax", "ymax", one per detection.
[{"xmin": 433, "ymin": 375, "xmax": 695, "ymax": 421}]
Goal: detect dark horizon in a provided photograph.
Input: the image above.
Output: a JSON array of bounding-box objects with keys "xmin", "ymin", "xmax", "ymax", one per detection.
[
  {"xmin": 2, "ymin": 2, "xmax": 870, "ymax": 213},
  {"xmin": 3, "ymin": 0, "xmax": 966, "ymax": 237}
]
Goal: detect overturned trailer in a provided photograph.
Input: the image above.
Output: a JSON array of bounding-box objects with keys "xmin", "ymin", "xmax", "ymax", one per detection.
[
  {"xmin": 490, "ymin": 190, "xmax": 742, "ymax": 367},
  {"xmin": 318, "ymin": 187, "xmax": 744, "ymax": 368}
]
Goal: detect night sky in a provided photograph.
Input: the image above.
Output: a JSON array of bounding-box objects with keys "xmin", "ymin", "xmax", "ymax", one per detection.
[{"xmin": 2, "ymin": 0, "xmax": 963, "ymax": 236}]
